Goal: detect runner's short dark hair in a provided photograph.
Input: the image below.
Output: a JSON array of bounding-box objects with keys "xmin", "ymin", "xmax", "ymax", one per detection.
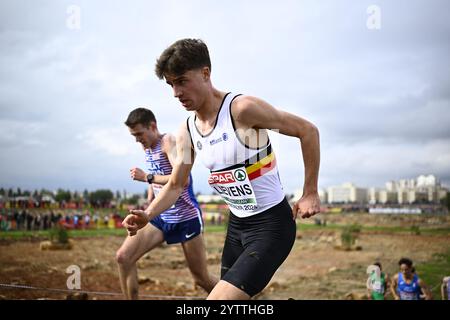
[
  {"xmin": 155, "ymin": 38, "xmax": 211, "ymax": 79},
  {"xmin": 398, "ymin": 257, "xmax": 413, "ymax": 267},
  {"xmin": 374, "ymin": 262, "xmax": 382, "ymax": 269},
  {"xmin": 125, "ymin": 108, "xmax": 156, "ymax": 128}
]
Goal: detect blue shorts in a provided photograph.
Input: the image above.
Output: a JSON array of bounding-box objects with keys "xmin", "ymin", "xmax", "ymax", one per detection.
[{"xmin": 150, "ymin": 215, "xmax": 203, "ymax": 244}]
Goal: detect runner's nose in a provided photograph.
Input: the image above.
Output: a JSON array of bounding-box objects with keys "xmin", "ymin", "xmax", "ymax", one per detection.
[{"xmin": 173, "ymin": 84, "xmax": 182, "ymax": 98}]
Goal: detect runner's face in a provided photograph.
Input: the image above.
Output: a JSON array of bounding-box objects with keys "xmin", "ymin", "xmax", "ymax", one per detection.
[
  {"xmin": 128, "ymin": 123, "xmax": 156, "ymax": 149},
  {"xmin": 165, "ymin": 68, "xmax": 209, "ymax": 111},
  {"xmin": 400, "ymin": 264, "xmax": 413, "ymax": 278}
]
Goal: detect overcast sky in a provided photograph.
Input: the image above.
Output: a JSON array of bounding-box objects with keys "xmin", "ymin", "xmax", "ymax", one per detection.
[{"xmin": 0, "ymin": 0, "xmax": 449, "ymax": 195}]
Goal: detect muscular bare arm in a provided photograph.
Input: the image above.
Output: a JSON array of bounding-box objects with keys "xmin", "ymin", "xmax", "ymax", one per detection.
[{"xmin": 232, "ymin": 95, "xmax": 320, "ymax": 219}]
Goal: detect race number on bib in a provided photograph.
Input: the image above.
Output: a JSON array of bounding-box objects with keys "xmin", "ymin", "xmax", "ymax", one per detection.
[{"xmin": 208, "ymin": 167, "xmax": 258, "ymax": 216}]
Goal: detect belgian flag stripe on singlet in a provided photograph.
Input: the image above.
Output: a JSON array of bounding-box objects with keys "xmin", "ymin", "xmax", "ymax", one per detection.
[
  {"xmin": 210, "ymin": 144, "xmax": 275, "ymax": 180},
  {"xmin": 246, "ymin": 152, "xmax": 276, "ymax": 180}
]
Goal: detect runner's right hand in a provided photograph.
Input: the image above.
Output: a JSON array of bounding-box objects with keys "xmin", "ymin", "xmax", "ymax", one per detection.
[
  {"xmin": 130, "ymin": 167, "xmax": 147, "ymax": 182},
  {"xmin": 122, "ymin": 210, "xmax": 149, "ymax": 236}
]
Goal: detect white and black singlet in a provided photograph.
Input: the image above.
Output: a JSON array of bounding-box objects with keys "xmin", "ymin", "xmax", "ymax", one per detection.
[{"xmin": 187, "ymin": 92, "xmax": 296, "ymax": 296}]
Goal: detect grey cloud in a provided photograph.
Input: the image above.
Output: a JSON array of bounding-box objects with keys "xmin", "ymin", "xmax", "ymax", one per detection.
[{"xmin": 1, "ymin": 0, "xmax": 449, "ymax": 194}]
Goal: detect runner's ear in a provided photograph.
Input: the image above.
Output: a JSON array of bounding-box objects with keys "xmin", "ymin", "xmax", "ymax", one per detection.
[{"xmin": 202, "ymin": 67, "xmax": 210, "ymax": 81}]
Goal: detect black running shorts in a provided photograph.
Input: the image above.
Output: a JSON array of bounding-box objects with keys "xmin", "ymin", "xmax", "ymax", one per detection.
[{"xmin": 220, "ymin": 197, "xmax": 296, "ymax": 296}]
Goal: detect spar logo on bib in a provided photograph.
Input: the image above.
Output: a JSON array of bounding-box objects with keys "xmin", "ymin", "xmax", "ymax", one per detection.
[
  {"xmin": 209, "ymin": 169, "xmax": 248, "ymax": 184},
  {"xmin": 208, "ymin": 171, "xmax": 235, "ymax": 184}
]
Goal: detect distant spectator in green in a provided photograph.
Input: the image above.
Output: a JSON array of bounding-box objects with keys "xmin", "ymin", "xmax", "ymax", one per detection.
[{"xmin": 366, "ymin": 262, "xmax": 389, "ymax": 300}]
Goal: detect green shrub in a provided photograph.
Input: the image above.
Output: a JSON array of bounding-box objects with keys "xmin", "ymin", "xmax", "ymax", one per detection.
[
  {"xmin": 341, "ymin": 224, "xmax": 361, "ymax": 249},
  {"xmin": 410, "ymin": 225, "xmax": 421, "ymax": 235},
  {"xmin": 48, "ymin": 226, "xmax": 69, "ymax": 244}
]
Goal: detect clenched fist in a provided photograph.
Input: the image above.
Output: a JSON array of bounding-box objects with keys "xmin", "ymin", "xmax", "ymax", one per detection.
[
  {"xmin": 122, "ymin": 210, "xmax": 149, "ymax": 236},
  {"xmin": 130, "ymin": 167, "xmax": 147, "ymax": 182},
  {"xmin": 292, "ymin": 193, "xmax": 321, "ymax": 220}
]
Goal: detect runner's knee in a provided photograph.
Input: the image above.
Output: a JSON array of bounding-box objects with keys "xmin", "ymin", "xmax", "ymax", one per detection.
[{"xmin": 115, "ymin": 249, "xmax": 132, "ymax": 266}]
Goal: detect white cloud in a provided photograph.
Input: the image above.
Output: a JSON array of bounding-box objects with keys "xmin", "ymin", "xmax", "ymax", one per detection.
[
  {"xmin": 76, "ymin": 127, "xmax": 137, "ymax": 157},
  {"xmin": 0, "ymin": 119, "xmax": 47, "ymax": 147}
]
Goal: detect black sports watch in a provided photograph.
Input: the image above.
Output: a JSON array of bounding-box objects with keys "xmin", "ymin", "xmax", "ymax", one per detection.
[{"xmin": 146, "ymin": 173, "xmax": 154, "ymax": 184}]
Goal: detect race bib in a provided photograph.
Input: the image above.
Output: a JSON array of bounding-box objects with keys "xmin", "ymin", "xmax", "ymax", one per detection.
[
  {"xmin": 209, "ymin": 166, "xmax": 258, "ymax": 216},
  {"xmin": 399, "ymin": 291, "xmax": 417, "ymax": 300}
]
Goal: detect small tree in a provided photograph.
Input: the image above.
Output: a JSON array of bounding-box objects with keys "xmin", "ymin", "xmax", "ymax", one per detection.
[
  {"xmin": 341, "ymin": 224, "xmax": 361, "ymax": 250},
  {"xmin": 55, "ymin": 189, "xmax": 71, "ymax": 203},
  {"xmin": 89, "ymin": 189, "xmax": 114, "ymax": 207},
  {"xmin": 48, "ymin": 225, "xmax": 69, "ymax": 244},
  {"xmin": 410, "ymin": 225, "xmax": 421, "ymax": 235}
]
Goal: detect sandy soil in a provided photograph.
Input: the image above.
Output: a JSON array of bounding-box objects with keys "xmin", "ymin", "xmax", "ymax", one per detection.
[{"xmin": 0, "ymin": 213, "xmax": 449, "ymax": 300}]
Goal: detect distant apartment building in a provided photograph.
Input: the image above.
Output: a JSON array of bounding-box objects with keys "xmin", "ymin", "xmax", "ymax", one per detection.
[
  {"xmin": 368, "ymin": 188, "xmax": 379, "ymax": 204},
  {"xmin": 375, "ymin": 174, "xmax": 447, "ymax": 204},
  {"xmin": 370, "ymin": 188, "xmax": 399, "ymax": 204},
  {"xmin": 327, "ymin": 183, "xmax": 368, "ymax": 204},
  {"xmin": 324, "ymin": 174, "xmax": 447, "ymax": 205},
  {"xmin": 417, "ymin": 174, "xmax": 437, "ymax": 187},
  {"xmin": 379, "ymin": 190, "xmax": 398, "ymax": 204}
]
